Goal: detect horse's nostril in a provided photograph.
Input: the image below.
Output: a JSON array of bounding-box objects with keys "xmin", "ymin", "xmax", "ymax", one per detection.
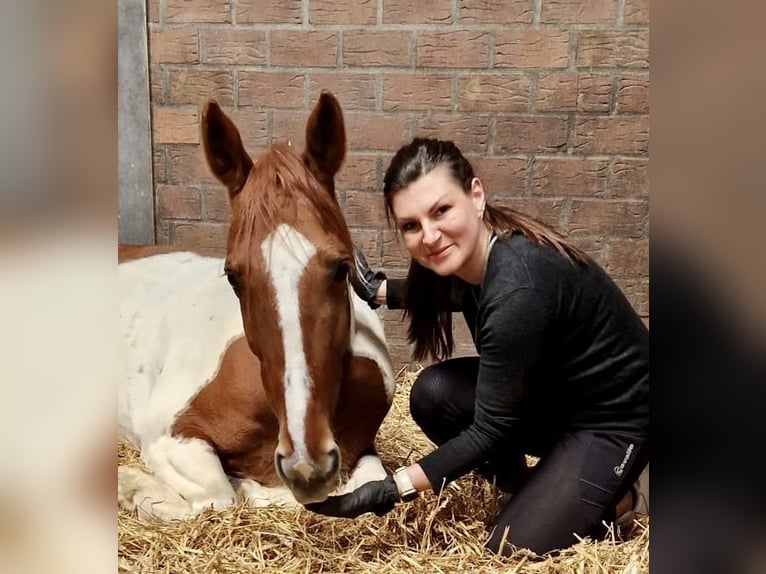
[
  {"xmin": 275, "ymin": 453, "xmax": 287, "ymax": 480},
  {"xmin": 328, "ymin": 448, "xmax": 340, "ymax": 476}
]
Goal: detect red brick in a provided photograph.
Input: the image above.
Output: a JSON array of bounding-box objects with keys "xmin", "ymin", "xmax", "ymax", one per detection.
[
  {"xmin": 624, "ymin": 0, "xmax": 649, "ymax": 24},
  {"xmin": 605, "ymin": 239, "xmax": 648, "ymax": 278},
  {"xmin": 165, "ymin": 0, "xmax": 231, "ymax": 23},
  {"xmin": 417, "ymin": 31, "xmax": 490, "ymax": 68},
  {"xmin": 567, "ymin": 200, "xmax": 646, "ymax": 238},
  {"xmin": 309, "ymin": 74, "xmax": 377, "ymax": 111},
  {"xmin": 153, "ymin": 147, "xmax": 167, "ymax": 184},
  {"xmin": 223, "ymin": 108, "xmax": 268, "ymax": 151},
  {"xmin": 492, "ymin": 197, "xmax": 565, "ymax": 229},
  {"xmin": 169, "ymin": 146, "xmax": 217, "ymax": 184},
  {"xmin": 336, "ymin": 154, "xmax": 379, "ymax": 191},
  {"xmin": 616, "ymin": 73, "xmax": 649, "ymax": 113},
  {"xmin": 572, "ymin": 236, "xmax": 606, "ymax": 264},
  {"xmin": 468, "ymin": 156, "xmax": 528, "ymax": 196},
  {"xmin": 382, "ymin": 230, "xmax": 410, "ymax": 268},
  {"xmin": 615, "ymin": 279, "xmax": 649, "ymax": 317},
  {"xmin": 152, "ymin": 107, "xmax": 199, "ymax": 144},
  {"xmin": 200, "ymin": 29, "xmax": 266, "ymax": 65},
  {"xmin": 348, "ymin": 229, "xmax": 379, "ymax": 261},
  {"xmin": 577, "ymin": 75, "xmax": 613, "ymax": 113},
  {"xmin": 236, "ymin": 0, "xmax": 302, "ymax": 23},
  {"xmin": 383, "ymin": 0, "xmax": 453, "ymax": 24},
  {"xmin": 536, "ymin": 73, "xmax": 578, "ymax": 111},
  {"xmin": 157, "ymin": 185, "xmax": 202, "ymax": 219},
  {"xmin": 272, "ymin": 111, "xmax": 311, "ymax": 149},
  {"xmin": 533, "ymin": 158, "xmax": 609, "ymax": 197},
  {"xmin": 168, "ymin": 70, "xmax": 234, "ymax": 106},
  {"xmin": 610, "ymin": 159, "xmax": 648, "ymax": 197},
  {"xmin": 238, "ymin": 72, "xmax": 305, "ymax": 108},
  {"xmin": 344, "ymin": 190, "xmax": 388, "ymax": 227},
  {"xmin": 342, "ymin": 30, "xmax": 413, "ymax": 67},
  {"xmin": 541, "ymin": 0, "xmax": 617, "ymax": 23},
  {"xmin": 380, "ymin": 310, "xmax": 410, "ymax": 341},
  {"xmin": 173, "ymin": 222, "xmax": 228, "ymax": 253},
  {"xmin": 495, "ymin": 116, "xmax": 568, "ymax": 153},
  {"xmin": 150, "ymin": 66, "xmax": 164, "ymax": 104},
  {"xmin": 309, "ymin": 0, "xmax": 376, "ymax": 24},
  {"xmin": 458, "ymin": 74, "xmax": 530, "ymax": 112},
  {"xmin": 147, "ymin": 0, "xmax": 159, "ymax": 22},
  {"xmin": 576, "ymin": 30, "xmax": 649, "ymax": 68},
  {"xmin": 416, "ymin": 114, "xmax": 491, "ymax": 153},
  {"xmin": 202, "ymin": 187, "xmax": 231, "ymax": 222},
  {"xmin": 573, "ymin": 116, "xmax": 649, "ymax": 155},
  {"xmin": 459, "ymin": 0, "xmax": 533, "ymax": 24},
  {"xmin": 156, "ymin": 220, "xmax": 171, "ymax": 244},
  {"xmin": 495, "ymin": 30, "xmax": 569, "ymax": 68},
  {"xmin": 149, "ymin": 28, "xmax": 199, "ymax": 64},
  {"xmin": 270, "ymin": 31, "xmax": 338, "ymax": 67},
  {"xmin": 535, "ymin": 73, "xmax": 612, "ymax": 113},
  {"xmin": 344, "ymin": 112, "xmax": 413, "ymax": 150},
  {"xmin": 383, "ymin": 74, "xmax": 453, "ymax": 111},
  {"xmin": 452, "ymin": 318, "xmax": 477, "ymax": 358}
]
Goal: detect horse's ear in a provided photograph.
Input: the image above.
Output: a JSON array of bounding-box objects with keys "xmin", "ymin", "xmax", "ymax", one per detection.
[
  {"xmin": 201, "ymin": 100, "xmax": 253, "ymax": 199},
  {"xmin": 304, "ymin": 91, "xmax": 346, "ymax": 193}
]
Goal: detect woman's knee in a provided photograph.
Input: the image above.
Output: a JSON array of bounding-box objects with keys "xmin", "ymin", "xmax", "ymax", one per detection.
[
  {"xmin": 409, "ymin": 366, "xmax": 448, "ymax": 429},
  {"xmin": 409, "ymin": 360, "xmax": 477, "ymax": 443}
]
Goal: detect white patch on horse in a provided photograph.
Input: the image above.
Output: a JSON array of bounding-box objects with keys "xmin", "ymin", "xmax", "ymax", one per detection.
[
  {"xmin": 349, "ymin": 293, "xmax": 396, "ymax": 401},
  {"xmin": 118, "ymin": 252, "xmax": 243, "ymax": 445},
  {"xmin": 261, "ymin": 224, "xmax": 316, "ymax": 465}
]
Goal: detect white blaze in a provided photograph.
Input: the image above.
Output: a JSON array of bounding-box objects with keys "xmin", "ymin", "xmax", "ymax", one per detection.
[{"xmin": 261, "ymin": 224, "xmax": 315, "ymax": 464}]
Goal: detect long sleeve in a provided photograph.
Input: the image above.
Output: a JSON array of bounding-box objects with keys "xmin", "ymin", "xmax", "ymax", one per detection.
[
  {"xmin": 385, "ymin": 278, "xmax": 406, "ymax": 309},
  {"xmin": 417, "ymin": 287, "xmax": 554, "ymax": 491}
]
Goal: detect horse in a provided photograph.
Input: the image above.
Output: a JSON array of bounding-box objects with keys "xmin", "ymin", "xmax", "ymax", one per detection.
[{"xmin": 118, "ymin": 92, "xmax": 396, "ymax": 520}]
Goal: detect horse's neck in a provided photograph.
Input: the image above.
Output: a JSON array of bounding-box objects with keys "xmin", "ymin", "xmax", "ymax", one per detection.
[{"xmin": 348, "ymin": 291, "xmax": 396, "ymax": 401}]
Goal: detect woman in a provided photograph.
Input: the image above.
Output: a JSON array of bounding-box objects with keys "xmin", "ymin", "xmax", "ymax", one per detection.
[{"xmin": 306, "ymin": 138, "xmax": 649, "ymax": 556}]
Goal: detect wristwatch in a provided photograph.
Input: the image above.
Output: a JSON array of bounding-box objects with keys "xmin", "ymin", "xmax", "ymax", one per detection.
[{"xmin": 392, "ymin": 467, "xmax": 419, "ymax": 502}]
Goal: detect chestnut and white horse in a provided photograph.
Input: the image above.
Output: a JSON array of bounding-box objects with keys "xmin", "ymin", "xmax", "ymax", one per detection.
[{"xmin": 118, "ymin": 92, "xmax": 395, "ymax": 519}]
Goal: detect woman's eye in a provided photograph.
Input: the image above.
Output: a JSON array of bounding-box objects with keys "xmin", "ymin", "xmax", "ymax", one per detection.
[
  {"xmin": 400, "ymin": 222, "xmax": 417, "ymax": 233},
  {"xmin": 435, "ymin": 205, "xmax": 450, "ymax": 216}
]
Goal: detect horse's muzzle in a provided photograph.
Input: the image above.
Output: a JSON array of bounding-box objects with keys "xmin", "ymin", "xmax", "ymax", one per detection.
[{"xmin": 275, "ymin": 447, "xmax": 341, "ymax": 503}]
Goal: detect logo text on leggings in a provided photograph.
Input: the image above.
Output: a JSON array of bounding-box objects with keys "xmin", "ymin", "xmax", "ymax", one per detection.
[{"xmin": 614, "ymin": 443, "xmax": 634, "ymax": 477}]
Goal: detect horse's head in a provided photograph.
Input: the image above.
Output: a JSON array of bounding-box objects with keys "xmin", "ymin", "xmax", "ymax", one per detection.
[{"xmin": 201, "ymin": 92, "xmax": 354, "ymax": 503}]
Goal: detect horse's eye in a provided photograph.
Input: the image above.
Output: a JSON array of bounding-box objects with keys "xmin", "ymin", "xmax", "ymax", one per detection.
[
  {"xmin": 225, "ymin": 271, "xmax": 241, "ymax": 298},
  {"xmin": 331, "ymin": 260, "xmax": 348, "ymax": 283}
]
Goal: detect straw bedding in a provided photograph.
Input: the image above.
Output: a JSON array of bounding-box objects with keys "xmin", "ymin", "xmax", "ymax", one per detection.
[{"xmin": 118, "ymin": 368, "xmax": 649, "ymax": 573}]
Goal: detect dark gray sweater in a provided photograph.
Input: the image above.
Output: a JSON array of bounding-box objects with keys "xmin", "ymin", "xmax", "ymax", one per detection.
[{"xmin": 387, "ymin": 233, "xmax": 649, "ymax": 491}]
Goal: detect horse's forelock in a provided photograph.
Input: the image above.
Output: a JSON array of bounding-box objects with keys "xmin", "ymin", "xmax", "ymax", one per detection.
[{"xmin": 233, "ymin": 143, "xmax": 352, "ymax": 255}]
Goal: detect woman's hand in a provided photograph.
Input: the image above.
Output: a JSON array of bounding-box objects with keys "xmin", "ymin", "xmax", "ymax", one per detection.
[
  {"xmin": 350, "ymin": 245, "xmax": 386, "ymax": 309},
  {"xmin": 304, "ymin": 475, "xmax": 399, "ymax": 518}
]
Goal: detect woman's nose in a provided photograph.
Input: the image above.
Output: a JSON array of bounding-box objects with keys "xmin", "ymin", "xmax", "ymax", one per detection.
[{"xmin": 421, "ymin": 222, "xmax": 441, "ymax": 246}]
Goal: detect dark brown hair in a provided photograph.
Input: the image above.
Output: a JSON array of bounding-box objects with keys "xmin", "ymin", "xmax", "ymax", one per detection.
[{"xmin": 383, "ymin": 138, "xmax": 588, "ymax": 362}]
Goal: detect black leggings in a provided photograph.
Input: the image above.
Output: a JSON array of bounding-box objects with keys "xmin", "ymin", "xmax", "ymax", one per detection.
[{"xmin": 410, "ymin": 357, "xmax": 649, "ymax": 556}]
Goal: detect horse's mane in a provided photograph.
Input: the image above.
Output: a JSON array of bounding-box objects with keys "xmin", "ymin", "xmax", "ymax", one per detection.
[{"xmin": 233, "ymin": 143, "xmax": 352, "ymax": 252}]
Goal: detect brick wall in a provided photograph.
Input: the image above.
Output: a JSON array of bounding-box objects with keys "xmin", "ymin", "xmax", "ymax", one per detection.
[{"xmin": 146, "ymin": 0, "xmax": 649, "ymax": 369}]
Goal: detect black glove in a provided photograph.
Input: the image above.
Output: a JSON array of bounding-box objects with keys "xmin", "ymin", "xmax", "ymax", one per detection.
[
  {"xmin": 350, "ymin": 245, "xmax": 386, "ymax": 309},
  {"xmin": 304, "ymin": 475, "xmax": 399, "ymax": 518}
]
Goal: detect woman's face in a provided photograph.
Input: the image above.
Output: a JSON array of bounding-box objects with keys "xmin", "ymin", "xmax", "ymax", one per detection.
[{"xmin": 391, "ymin": 165, "xmax": 488, "ymax": 284}]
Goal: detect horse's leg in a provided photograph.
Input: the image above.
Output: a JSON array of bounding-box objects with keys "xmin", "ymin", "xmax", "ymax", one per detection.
[
  {"xmin": 336, "ymin": 449, "xmax": 387, "ymax": 495},
  {"xmin": 119, "ymin": 435, "xmax": 236, "ymax": 519},
  {"xmin": 118, "ymin": 465, "xmax": 192, "ymax": 519},
  {"xmin": 232, "ymin": 478, "xmax": 299, "ymax": 508}
]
